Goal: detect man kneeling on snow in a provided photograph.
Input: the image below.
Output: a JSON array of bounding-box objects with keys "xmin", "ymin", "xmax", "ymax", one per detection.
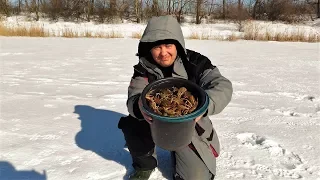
[{"xmin": 118, "ymin": 15, "xmax": 233, "ymax": 180}]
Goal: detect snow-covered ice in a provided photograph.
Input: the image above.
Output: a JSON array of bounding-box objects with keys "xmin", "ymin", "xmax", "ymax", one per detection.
[{"xmin": 0, "ymin": 37, "xmax": 319, "ymax": 180}]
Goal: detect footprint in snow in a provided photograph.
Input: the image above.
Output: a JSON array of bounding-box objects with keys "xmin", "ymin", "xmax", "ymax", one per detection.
[
  {"xmin": 275, "ymin": 109, "xmax": 300, "ymax": 117},
  {"xmin": 301, "ymin": 95, "xmax": 315, "ymax": 102},
  {"xmin": 226, "ymin": 171, "xmax": 245, "ymax": 179},
  {"xmin": 236, "ymin": 133, "xmax": 304, "ymax": 179}
]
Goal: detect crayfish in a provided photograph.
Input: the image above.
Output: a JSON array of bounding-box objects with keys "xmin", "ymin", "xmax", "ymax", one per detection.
[{"xmin": 145, "ymin": 87, "xmax": 198, "ymax": 117}]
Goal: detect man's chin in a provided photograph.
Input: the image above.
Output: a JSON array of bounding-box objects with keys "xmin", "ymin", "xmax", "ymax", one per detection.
[{"xmin": 160, "ymin": 62, "xmax": 173, "ymax": 67}]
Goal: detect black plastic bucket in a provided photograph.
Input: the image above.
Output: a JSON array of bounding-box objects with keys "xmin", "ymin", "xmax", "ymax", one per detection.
[{"xmin": 141, "ymin": 77, "xmax": 209, "ymax": 151}]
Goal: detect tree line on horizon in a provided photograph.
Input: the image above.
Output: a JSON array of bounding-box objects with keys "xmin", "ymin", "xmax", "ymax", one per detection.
[{"xmin": 1, "ymin": 0, "xmax": 319, "ymax": 23}]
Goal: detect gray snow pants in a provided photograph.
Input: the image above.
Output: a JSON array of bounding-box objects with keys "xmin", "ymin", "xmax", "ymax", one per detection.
[{"xmin": 118, "ymin": 115, "xmax": 215, "ymax": 180}]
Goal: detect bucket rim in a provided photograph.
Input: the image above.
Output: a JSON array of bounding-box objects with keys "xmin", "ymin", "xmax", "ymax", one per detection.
[
  {"xmin": 141, "ymin": 77, "xmax": 209, "ymax": 122},
  {"xmin": 141, "ymin": 95, "xmax": 208, "ymax": 122}
]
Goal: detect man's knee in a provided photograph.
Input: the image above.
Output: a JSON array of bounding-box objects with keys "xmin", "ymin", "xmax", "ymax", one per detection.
[
  {"xmin": 174, "ymin": 146, "xmax": 215, "ymax": 180},
  {"xmin": 175, "ymin": 165, "xmax": 214, "ymax": 180},
  {"xmin": 174, "ymin": 171, "xmax": 215, "ymax": 180}
]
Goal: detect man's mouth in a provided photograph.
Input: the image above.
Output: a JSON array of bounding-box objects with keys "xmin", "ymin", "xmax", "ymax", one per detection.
[{"xmin": 160, "ymin": 57, "xmax": 170, "ymax": 61}]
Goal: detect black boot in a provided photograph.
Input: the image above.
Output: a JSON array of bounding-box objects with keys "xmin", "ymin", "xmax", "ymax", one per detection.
[{"xmin": 129, "ymin": 169, "xmax": 155, "ymax": 180}]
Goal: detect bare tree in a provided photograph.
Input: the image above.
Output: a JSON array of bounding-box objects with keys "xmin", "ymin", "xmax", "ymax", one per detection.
[
  {"xmin": 18, "ymin": 0, "xmax": 22, "ymax": 13},
  {"xmin": 252, "ymin": 0, "xmax": 260, "ymax": 19},
  {"xmin": 204, "ymin": 0, "xmax": 214, "ymax": 17},
  {"xmin": 144, "ymin": 0, "xmax": 153, "ymax": 19},
  {"xmin": 317, "ymin": 0, "xmax": 320, "ymax": 18},
  {"xmin": 195, "ymin": 0, "xmax": 203, "ymax": 24},
  {"xmin": 152, "ymin": 0, "xmax": 160, "ymax": 16},
  {"xmin": 236, "ymin": 0, "xmax": 246, "ymax": 31},
  {"xmin": 222, "ymin": 0, "xmax": 225, "ymax": 19},
  {"xmin": 0, "ymin": 0, "xmax": 10, "ymax": 15},
  {"xmin": 85, "ymin": 0, "xmax": 94, "ymax": 22},
  {"xmin": 109, "ymin": 0, "xmax": 117, "ymax": 21},
  {"xmin": 175, "ymin": 0, "xmax": 191, "ymax": 23},
  {"xmin": 30, "ymin": 0, "xmax": 40, "ymax": 20},
  {"xmin": 117, "ymin": 0, "xmax": 130, "ymax": 21},
  {"xmin": 95, "ymin": 0, "xmax": 107, "ymax": 22},
  {"xmin": 134, "ymin": 0, "xmax": 141, "ymax": 22}
]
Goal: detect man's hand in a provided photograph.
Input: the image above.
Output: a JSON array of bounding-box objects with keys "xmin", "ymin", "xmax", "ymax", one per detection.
[
  {"xmin": 195, "ymin": 109, "xmax": 209, "ymax": 122},
  {"xmin": 195, "ymin": 115, "xmax": 203, "ymax": 122},
  {"xmin": 138, "ymin": 97, "xmax": 153, "ymax": 124}
]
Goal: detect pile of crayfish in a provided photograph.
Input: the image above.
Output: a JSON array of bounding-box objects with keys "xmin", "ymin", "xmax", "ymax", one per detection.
[{"xmin": 145, "ymin": 87, "xmax": 198, "ymax": 117}]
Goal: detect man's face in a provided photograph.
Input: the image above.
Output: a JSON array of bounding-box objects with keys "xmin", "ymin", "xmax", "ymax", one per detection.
[{"xmin": 150, "ymin": 44, "xmax": 177, "ymax": 67}]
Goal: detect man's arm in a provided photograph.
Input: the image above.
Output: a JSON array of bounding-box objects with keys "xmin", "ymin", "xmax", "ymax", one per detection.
[
  {"xmin": 197, "ymin": 56, "xmax": 233, "ymax": 116},
  {"xmin": 127, "ymin": 64, "xmax": 149, "ymax": 119}
]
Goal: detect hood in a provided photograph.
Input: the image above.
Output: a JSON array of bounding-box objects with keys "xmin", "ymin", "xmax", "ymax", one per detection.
[{"xmin": 137, "ymin": 15, "xmax": 186, "ymax": 58}]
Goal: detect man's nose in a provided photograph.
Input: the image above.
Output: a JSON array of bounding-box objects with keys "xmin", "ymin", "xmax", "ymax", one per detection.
[{"xmin": 160, "ymin": 47, "xmax": 167, "ymax": 56}]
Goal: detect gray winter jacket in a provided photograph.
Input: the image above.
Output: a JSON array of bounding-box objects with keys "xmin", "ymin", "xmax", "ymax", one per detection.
[{"xmin": 126, "ymin": 15, "xmax": 233, "ymax": 175}]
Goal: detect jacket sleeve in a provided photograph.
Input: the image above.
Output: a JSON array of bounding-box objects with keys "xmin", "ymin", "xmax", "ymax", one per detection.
[
  {"xmin": 127, "ymin": 64, "xmax": 149, "ymax": 119},
  {"xmin": 197, "ymin": 56, "xmax": 233, "ymax": 116}
]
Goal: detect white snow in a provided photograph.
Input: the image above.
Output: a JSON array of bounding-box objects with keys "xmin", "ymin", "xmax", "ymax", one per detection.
[
  {"xmin": 0, "ymin": 37, "xmax": 319, "ymax": 180},
  {"xmin": 2, "ymin": 16, "xmax": 320, "ymax": 40}
]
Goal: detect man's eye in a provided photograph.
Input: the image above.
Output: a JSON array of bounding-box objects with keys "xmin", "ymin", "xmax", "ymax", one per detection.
[{"xmin": 166, "ymin": 44, "xmax": 173, "ymax": 48}]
